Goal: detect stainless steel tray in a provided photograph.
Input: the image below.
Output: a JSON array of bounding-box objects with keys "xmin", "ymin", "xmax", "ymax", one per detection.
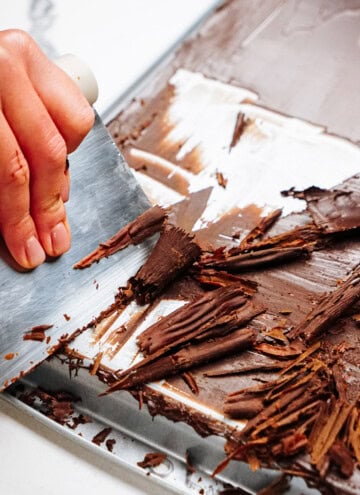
[{"xmin": 4, "ymin": 67, "xmax": 360, "ymax": 494}]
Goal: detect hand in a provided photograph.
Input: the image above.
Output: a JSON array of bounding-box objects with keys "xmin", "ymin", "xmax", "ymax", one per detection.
[{"xmin": 0, "ymin": 29, "xmax": 94, "ymax": 269}]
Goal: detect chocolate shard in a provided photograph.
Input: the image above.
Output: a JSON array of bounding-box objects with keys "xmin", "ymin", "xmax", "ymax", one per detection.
[
  {"xmin": 283, "ymin": 174, "xmax": 360, "ymax": 234},
  {"xmin": 74, "ymin": 205, "xmax": 166, "ymax": 269},
  {"xmin": 240, "ymin": 208, "xmax": 282, "ymax": 249},
  {"xmin": 201, "ymin": 245, "xmax": 311, "ymax": 272},
  {"xmin": 289, "ymin": 265, "xmax": 360, "ymax": 342},
  {"xmin": 137, "ymin": 284, "xmax": 263, "ymax": 356},
  {"xmin": 129, "ymin": 224, "xmax": 201, "ymax": 305},
  {"xmin": 105, "ymin": 327, "xmax": 256, "ymax": 391}
]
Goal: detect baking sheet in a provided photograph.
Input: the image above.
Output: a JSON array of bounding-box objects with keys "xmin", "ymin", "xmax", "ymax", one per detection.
[{"xmin": 6, "ymin": 69, "xmax": 360, "ymax": 494}]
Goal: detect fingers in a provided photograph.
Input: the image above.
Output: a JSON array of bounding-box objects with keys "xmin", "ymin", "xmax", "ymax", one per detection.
[
  {"xmin": 0, "ymin": 113, "xmax": 45, "ymax": 268},
  {"xmin": 0, "ymin": 29, "xmax": 95, "ymax": 153},
  {"xmin": 2, "ymin": 74, "xmax": 71, "ymax": 258}
]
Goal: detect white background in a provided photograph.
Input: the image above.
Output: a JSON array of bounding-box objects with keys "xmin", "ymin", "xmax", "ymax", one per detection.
[{"xmin": 0, "ymin": 1, "xmax": 216, "ymax": 494}]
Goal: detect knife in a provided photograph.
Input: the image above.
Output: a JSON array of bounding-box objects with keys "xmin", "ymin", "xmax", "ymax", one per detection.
[{"xmin": 0, "ymin": 56, "xmax": 150, "ymax": 390}]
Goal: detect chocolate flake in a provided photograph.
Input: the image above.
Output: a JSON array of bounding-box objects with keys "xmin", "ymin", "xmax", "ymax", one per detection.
[
  {"xmin": 137, "ymin": 452, "xmax": 167, "ymax": 469},
  {"xmin": 23, "ymin": 324, "xmax": 53, "ymax": 342},
  {"xmin": 229, "ymin": 112, "xmax": 248, "ymax": 149},
  {"xmin": 106, "ymin": 438, "xmax": 116, "ymax": 452},
  {"xmin": 92, "ymin": 427, "xmax": 112, "ymax": 446},
  {"xmin": 240, "ymin": 209, "xmax": 282, "ymax": 250},
  {"xmin": 74, "ymin": 205, "xmax": 166, "ymax": 269}
]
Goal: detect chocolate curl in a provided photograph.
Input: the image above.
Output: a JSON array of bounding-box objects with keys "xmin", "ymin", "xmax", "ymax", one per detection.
[
  {"xmin": 137, "ymin": 284, "xmax": 263, "ymax": 356},
  {"xmin": 129, "ymin": 224, "xmax": 201, "ymax": 305},
  {"xmin": 191, "ymin": 267, "xmax": 257, "ymax": 294},
  {"xmin": 74, "ymin": 205, "xmax": 166, "ymax": 269},
  {"xmin": 289, "ymin": 265, "xmax": 360, "ymax": 342},
  {"xmin": 104, "ymin": 327, "xmax": 255, "ymax": 391},
  {"xmin": 223, "ymin": 396, "xmax": 264, "ymax": 419},
  {"xmin": 202, "ymin": 245, "xmax": 311, "ymax": 272}
]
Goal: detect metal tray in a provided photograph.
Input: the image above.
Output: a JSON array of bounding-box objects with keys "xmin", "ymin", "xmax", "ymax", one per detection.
[{"xmin": 4, "ymin": 68, "xmax": 360, "ymax": 494}]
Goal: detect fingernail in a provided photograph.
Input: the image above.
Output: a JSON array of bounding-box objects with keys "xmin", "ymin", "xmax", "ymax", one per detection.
[
  {"xmin": 25, "ymin": 236, "xmax": 46, "ymax": 267},
  {"xmin": 51, "ymin": 222, "xmax": 71, "ymax": 255}
]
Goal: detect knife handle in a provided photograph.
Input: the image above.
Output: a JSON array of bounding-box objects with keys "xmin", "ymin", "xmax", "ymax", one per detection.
[{"xmin": 54, "ymin": 54, "xmax": 99, "ymax": 106}]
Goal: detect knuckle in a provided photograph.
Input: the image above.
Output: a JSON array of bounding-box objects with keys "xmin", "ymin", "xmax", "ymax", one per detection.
[
  {"xmin": 35, "ymin": 192, "xmax": 65, "ymax": 218},
  {"xmin": 3, "ymin": 151, "xmax": 30, "ymax": 187},
  {"xmin": 45, "ymin": 131, "xmax": 67, "ymax": 168},
  {"xmin": 67, "ymin": 106, "xmax": 94, "ymax": 150}
]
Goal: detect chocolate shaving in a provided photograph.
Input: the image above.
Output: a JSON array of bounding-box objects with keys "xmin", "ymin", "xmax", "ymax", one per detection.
[
  {"xmin": 329, "ymin": 441, "xmax": 355, "ymax": 478},
  {"xmin": 137, "ymin": 284, "xmax": 263, "ymax": 356},
  {"xmin": 105, "ymin": 327, "xmax": 256, "ymax": 391},
  {"xmin": 289, "ymin": 265, "xmax": 360, "ymax": 342},
  {"xmin": 23, "ymin": 324, "xmax": 53, "ymax": 342},
  {"xmin": 74, "ymin": 205, "xmax": 166, "ymax": 269},
  {"xmin": 181, "ymin": 371, "xmax": 199, "ymax": 395},
  {"xmin": 191, "ymin": 267, "xmax": 257, "ymax": 294},
  {"xmin": 128, "ymin": 224, "xmax": 201, "ymax": 305},
  {"xmin": 229, "ymin": 112, "xmax": 248, "ymax": 149},
  {"xmin": 240, "ymin": 209, "xmax": 282, "ymax": 249},
  {"xmin": 216, "ymin": 170, "xmax": 228, "ymax": 188},
  {"xmin": 201, "ymin": 245, "xmax": 311, "ymax": 272},
  {"xmin": 92, "ymin": 427, "xmax": 112, "ymax": 446},
  {"xmin": 137, "ymin": 452, "xmax": 167, "ymax": 469}
]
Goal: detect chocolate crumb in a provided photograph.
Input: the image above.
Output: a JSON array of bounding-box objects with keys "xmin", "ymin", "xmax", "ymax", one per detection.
[
  {"xmin": 92, "ymin": 427, "xmax": 112, "ymax": 446},
  {"xmin": 106, "ymin": 438, "xmax": 116, "ymax": 453},
  {"xmin": 137, "ymin": 452, "xmax": 167, "ymax": 469},
  {"xmin": 23, "ymin": 324, "xmax": 53, "ymax": 342}
]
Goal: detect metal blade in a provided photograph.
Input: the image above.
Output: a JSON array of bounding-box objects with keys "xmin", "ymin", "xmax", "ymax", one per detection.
[{"xmin": 0, "ymin": 112, "xmax": 150, "ymax": 390}]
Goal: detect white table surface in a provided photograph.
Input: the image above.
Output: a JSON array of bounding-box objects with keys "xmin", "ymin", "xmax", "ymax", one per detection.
[{"xmin": 0, "ymin": 1, "xmax": 217, "ymax": 494}]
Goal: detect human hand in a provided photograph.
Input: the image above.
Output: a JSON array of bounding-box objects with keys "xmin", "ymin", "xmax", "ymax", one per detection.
[{"xmin": 0, "ymin": 29, "xmax": 94, "ymax": 269}]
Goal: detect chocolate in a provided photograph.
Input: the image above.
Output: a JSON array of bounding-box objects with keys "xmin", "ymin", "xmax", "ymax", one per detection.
[
  {"xmin": 137, "ymin": 284, "xmax": 262, "ymax": 356},
  {"xmin": 283, "ymin": 174, "xmax": 360, "ymax": 234},
  {"xmin": 137, "ymin": 452, "xmax": 167, "ymax": 469},
  {"xmin": 289, "ymin": 265, "xmax": 360, "ymax": 342},
  {"xmin": 23, "ymin": 324, "xmax": 53, "ymax": 342},
  {"xmin": 74, "ymin": 205, "xmax": 166, "ymax": 269},
  {"xmin": 106, "ymin": 327, "xmax": 255, "ymax": 391},
  {"xmin": 239, "ymin": 209, "xmax": 282, "ymax": 250},
  {"xmin": 201, "ymin": 245, "xmax": 311, "ymax": 272},
  {"xmin": 92, "ymin": 427, "xmax": 112, "ymax": 446},
  {"xmin": 128, "ymin": 224, "xmax": 201, "ymax": 305}
]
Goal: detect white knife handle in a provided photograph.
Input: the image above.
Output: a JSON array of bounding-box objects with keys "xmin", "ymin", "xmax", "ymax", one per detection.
[{"xmin": 54, "ymin": 54, "xmax": 99, "ymax": 105}]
